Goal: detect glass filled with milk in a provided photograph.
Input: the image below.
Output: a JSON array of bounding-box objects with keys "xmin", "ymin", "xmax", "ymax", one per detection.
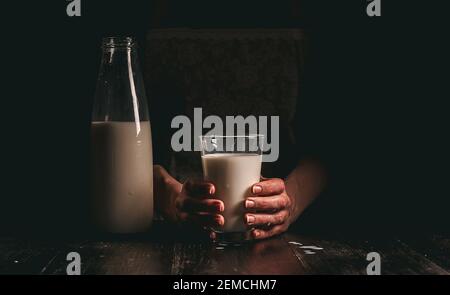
[
  {"xmin": 91, "ymin": 37, "xmax": 153, "ymax": 233},
  {"xmin": 200, "ymin": 135, "xmax": 263, "ymax": 242}
]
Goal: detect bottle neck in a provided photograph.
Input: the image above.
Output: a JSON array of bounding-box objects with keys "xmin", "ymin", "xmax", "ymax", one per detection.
[
  {"xmin": 102, "ymin": 36, "xmax": 135, "ymax": 49},
  {"xmin": 101, "ymin": 46, "xmax": 137, "ymax": 68},
  {"xmin": 100, "ymin": 37, "xmax": 138, "ymax": 68},
  {"xmin": 93, "ymin": 37, "xmax": 149, "ymax": 123}
]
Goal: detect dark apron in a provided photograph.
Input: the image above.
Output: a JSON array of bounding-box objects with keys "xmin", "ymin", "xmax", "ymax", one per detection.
[{"xmin": 144, "ymin": 29, "xmax": 306, "ymax": 181}]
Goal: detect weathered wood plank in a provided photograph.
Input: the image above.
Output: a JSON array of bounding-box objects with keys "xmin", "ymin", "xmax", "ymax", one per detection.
[
  {"xmin": 1, "ymin": 224, "xmax": 448, "ymax": 275},
  {"xmin": 40, "ymin": 236, "xmax": 177, "ymax": 275},
  {"xmin": 373, "ymin": 238, "xmax": 448, "ymax": 275},
  {"xmin": 284, "ymin": 233, "xmax": 368, "ymax": 275},
  {"xmin": 284, "ymin": 233, "xmax": 449, "ymax": 275},
  {"xmin": 170, "ymin": 236, "xmax": 304, "ymax": 275},
  {"xmin": 0, "ymin": 238, "xmax": 64, "ymax": 275},
  {"xmin": 400, "ymin": 234, "xmax": 450, "ymax": 272}
]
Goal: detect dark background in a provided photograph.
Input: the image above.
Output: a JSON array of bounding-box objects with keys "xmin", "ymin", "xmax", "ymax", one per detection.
[{"xmin": 1, "ymin": 0, "xmax": 448, "ymax": 236}]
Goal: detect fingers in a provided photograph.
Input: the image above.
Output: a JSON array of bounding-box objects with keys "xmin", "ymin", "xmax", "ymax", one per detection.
[
  {"xmin": 251, "ymin": 178, "xmax": 285, "ymax": 196},
  {"xmin": 184, "ymin": 179, "xmax": 215, "ymax": 198},
  {"xmin": 177, "ymin": 179, "xmax": 224, "ymax": 231},
  {"xmin": 177, "ymin": 197, "xmax": 224, "ymax": 213},
  {"xmin": 178, "ymin": 212, "xmax": 224, "ymax": 227},
  {"xmin": 252, "ymin": 224, "xmax": 288, "ymax": 240},
  {"xmin": 245, "ymin": 210, "xmax": 290, "ymax": 226},
  {"xmin": 245, "ymin": 194, "xmax": 291, "ymax": 211},
  {"xmin": 209, "ymin": 231, "xmax": 217, "ymax": 240}
]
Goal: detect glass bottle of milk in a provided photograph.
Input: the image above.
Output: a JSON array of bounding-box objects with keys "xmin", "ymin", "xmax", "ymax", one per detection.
[{"xmin": 91, "ymin": 37, "xmax": 153, "ymax": 233}]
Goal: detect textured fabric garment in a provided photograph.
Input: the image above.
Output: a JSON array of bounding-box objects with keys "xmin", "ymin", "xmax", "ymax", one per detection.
[{"xmin": 144, "ymin": 29, "xmax": 308, "ymax": 181}]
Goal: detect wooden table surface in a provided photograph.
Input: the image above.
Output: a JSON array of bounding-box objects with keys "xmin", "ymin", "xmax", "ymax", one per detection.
[{"xmin": 1, "ymin": 222, "xmax": 449, "ymax": 275}]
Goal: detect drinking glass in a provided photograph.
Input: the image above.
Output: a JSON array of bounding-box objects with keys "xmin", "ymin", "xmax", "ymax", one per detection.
[{"xmin": 200, "ymin": 135, "xmax": 264, "ymax": 243}]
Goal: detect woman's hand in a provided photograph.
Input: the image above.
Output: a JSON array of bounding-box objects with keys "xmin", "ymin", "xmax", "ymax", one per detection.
[
  {"xmin": 175, "ymin": 180, "xmax": 224, "ymax": 229},
  {"xmin": 244, "ymin": 178, "xmax": 294, "ymax": 240},
  {"xmin": 156, "ymin": 158, "xmax": 326, "ymax": 241},
  {"xmin": 154, "ymin": 166, "xmax": 223, "ymax": 234},
  {"xmin": 155, "ymin": 166, "xmax": 295, "ymax": 240}
]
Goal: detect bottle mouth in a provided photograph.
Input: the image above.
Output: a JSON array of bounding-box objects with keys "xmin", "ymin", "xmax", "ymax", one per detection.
[{"xmin": 101, "ymin": 37, "xmax": 135, "ymax": 48}]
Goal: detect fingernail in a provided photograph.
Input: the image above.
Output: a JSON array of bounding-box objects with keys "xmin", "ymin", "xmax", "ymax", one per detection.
[
  {"xmin": 216, "ymin": 216, "xmax": 224, "ymax": 226},
  {"xmin": 209, "ymin": 186, "xmax": 215, "ymax": 195},
  {"xmin": 246, "ymin": 215, "xmax": 255, "ymax": 225},
  {"xmin": 245, "ymin": 200, "xmax": 255, "ymax": 208},
  {"xmin": 252, "ymin": 185, "xmax": 262, "ymax": 194},
  {"xmin": 253, "ymin": 230, "xmax": 260, "ymax": 238},
  {"xmin": 216, "ymin": 202, "xmax": 224, "ymax": 212}
]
